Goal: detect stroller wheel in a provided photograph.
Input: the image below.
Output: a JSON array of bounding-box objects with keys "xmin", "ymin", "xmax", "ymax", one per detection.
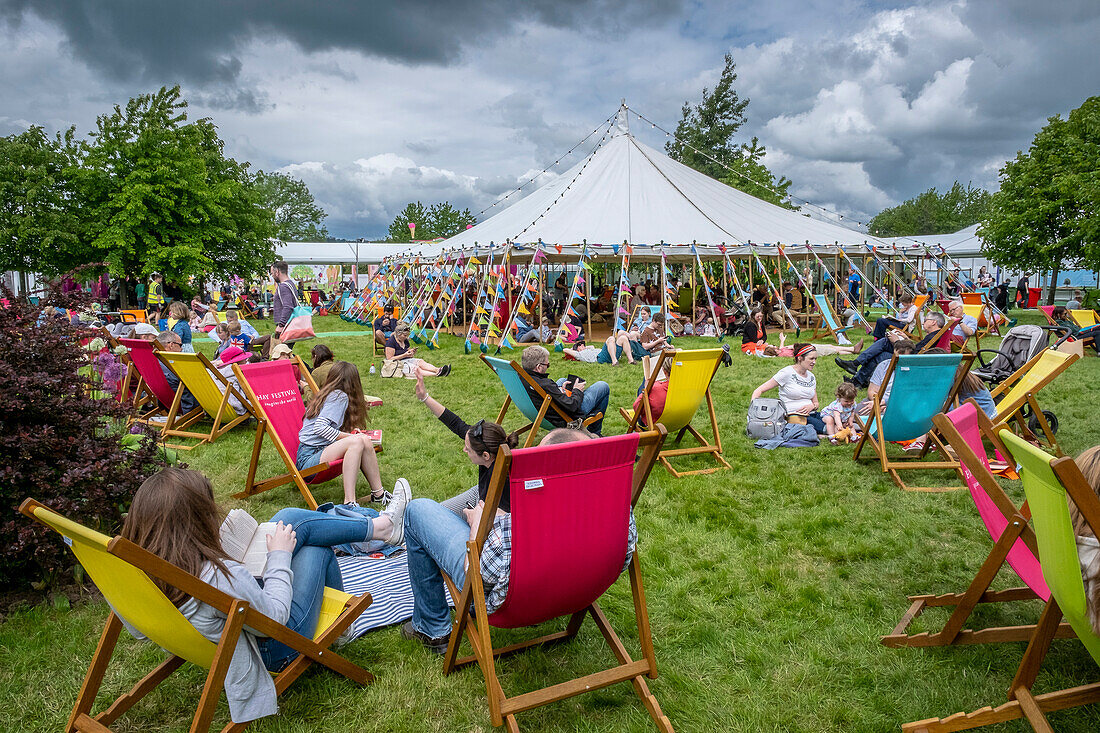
[{"xmin": 1028, "ymin": 410, "xmax": 1059, "ymax": 436}]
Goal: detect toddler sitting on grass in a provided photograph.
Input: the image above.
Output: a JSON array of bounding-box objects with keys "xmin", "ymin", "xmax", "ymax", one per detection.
[{"xmin": 821, "ymin": 382, "xmax": 859, "ymax": 443}]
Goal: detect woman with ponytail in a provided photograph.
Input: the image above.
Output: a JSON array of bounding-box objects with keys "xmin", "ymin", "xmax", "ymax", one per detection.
[{"xmin": 751, "ymin": 343, "xmax": 825, "ymax": 434}]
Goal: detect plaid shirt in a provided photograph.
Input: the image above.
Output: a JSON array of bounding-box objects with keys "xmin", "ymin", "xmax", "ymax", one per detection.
[{"xmin": 480, "ymin": 510, "xmax": 638, "ymax": 614}]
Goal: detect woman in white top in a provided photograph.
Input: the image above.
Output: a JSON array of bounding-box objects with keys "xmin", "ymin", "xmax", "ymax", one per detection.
[
  {"xmin": 750, "ymin": 343, "xmax": 824, "ymax": 433},
  {"xmin": 871, "ymin": 292, "xmax": 917, "ymax": 340}
]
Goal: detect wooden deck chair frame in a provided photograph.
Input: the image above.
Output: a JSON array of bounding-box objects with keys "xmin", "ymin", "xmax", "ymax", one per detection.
[
  {"xmin": 852, "ymin": 352, "xmax": 974, "ymax": 492},
  {"xmin": 479, "ymin": 353, "xmax": 601, "ymax": 447},
  {"xmin": 439, "ymin": 428, "xmax": 673, "ymax": 732},
  {"xmin": 883, "ymin": 401, "xmax": 1075, "ymax": 648},
  {"xmin": 1070, "ymin": 309, "xmax": 1098, "ymax": 350},
  {"xmin": 896, "ymin": 294, "xmax": 930, "ymax": 340},
  {"xmin": 988, "ymin": 348, "xmax": 1080, "ymax": 457},
  {"xmin": 235, "ymin": 296, "xmax": 257, "ymax": 320},
  {"xmin": 19, "ymin": 498, "xmax": 374, "ymax": 733},
  {"xmin": 156, "ymin": 352, "xmax": 257, "ymax": 449},
  {"xmin": 620, "ymin": 348, "xmax": 730, "ymax": 478},
  {"xmin": 119, "ymin": 339, "xmax": 206, "ymax": 436},
  {"xmin": 810, "ymin": 293, "xmax": 859, "ymax": 344},
  {"xmin": 1037, "ymin": 305, "xmax": 1058, "ymax": 327},
  {"xmin": 903, "ymin": 432, "xmax": 1100, "ymax": 732},
  {"xmin": 916, "ymin": 317, "xmax": 958, "ymax": 354}
]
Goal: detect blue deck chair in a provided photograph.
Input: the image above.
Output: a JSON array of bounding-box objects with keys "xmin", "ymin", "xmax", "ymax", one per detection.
[
  {"xmin": 852, "ymin": 352, "xmax": 973, "ymax": 492},
  {"xmin": 480, "ymin": 354, "xmax": 601, "ymax": 447},
  {"xmin": 810, "ymin": 294, "xmax": 857, "ymax": 345}
]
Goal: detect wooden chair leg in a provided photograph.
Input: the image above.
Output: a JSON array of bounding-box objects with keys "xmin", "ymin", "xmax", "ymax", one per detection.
[
  {"xmin": 191, "ymin": 600, "xmax": 248, "ymax": 733},
  {"xmin": 67, "ymin": 612, "xmax": 123, "ymax": 733}
]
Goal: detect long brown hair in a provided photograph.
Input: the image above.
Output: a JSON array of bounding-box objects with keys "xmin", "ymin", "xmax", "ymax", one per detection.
[
  {"xmin": 304, "ymin": 360, "xmax": 369, "ymax": 429},
  {"xmin": 121, "ymin": 468, "xmax": 231, "ymax": 606},
  {"xmin": 1071, "ymin": 446, "xmax": 1100, "ymax": 634}
]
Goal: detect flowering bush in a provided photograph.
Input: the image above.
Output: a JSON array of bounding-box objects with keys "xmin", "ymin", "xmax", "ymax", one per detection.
[{"xmin": 0, "ymin": 277, "xmax": 171, "ymax": 589}]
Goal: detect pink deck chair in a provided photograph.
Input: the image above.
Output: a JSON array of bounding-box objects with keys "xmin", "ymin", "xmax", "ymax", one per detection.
[
  {"xmin": 441, "ymin": 428, "xmax": 673, "ymax": 732},
  {"xmin": 233, "ymin": 360, "xmax": 378, "ymax": 509},
  {"xmin": 119, "ymin": 338, "xmax": 203, "ymax": 432},
  {"xmin": 883, "ymin": 400, "xmax": 1073, "ymax": 648}
]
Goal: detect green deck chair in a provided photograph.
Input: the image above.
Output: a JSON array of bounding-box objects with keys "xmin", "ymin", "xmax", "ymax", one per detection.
[
  {"xmin": 480, "ymin": 354, "xmax": 601, "ymax": 447},
  {"xmin": 905, "ymin": 432, "xmax": 1100, "ymax": 731},
  {"xmin": 852, "ymin": 352, "xmax": 972, "ymax": 492}
]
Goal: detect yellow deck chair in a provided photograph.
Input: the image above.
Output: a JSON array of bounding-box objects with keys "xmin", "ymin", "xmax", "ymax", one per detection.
[
  {"xmin": 1070, "ymin": 309, "xmax": 1098, "ymax": 329},
  {"xmin": 156, "ymin": 352, "xmax": 257, "ymax": 449},
  {"xmin": 18, "ymin": 498, "xmax": 374, "ymax": 733},
  {"xmin": 621, "ymin": 348, "xmax": 730, "ymax": 477},
  {"xmin": 989, "ymin": 348, "xmax": 1080, "ymax": 456}
]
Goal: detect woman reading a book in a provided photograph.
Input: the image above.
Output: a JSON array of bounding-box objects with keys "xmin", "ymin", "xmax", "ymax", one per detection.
[
  {"xmin": 120, "ymin": 466, "xmax": 411, "ymax": 725},
  {"xmin": 296, "ymin": 361, "xmax": 386, "ymax": 505}
]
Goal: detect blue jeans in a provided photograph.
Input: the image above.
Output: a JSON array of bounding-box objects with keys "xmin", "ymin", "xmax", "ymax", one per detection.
[
  {"xmin": 873, "ymin": 317, "xmax": 904, "ymax": 340},
  {"xmin": 404, "ymin": 498, "xmax": 470, "ymax": 640},
  {"xmin": 258, "ymin": 508, "xmax": 373, "ymax": 670},
  {"xmin": 557, "ymin": 378, "xmax": 611, "ymax": 434}
]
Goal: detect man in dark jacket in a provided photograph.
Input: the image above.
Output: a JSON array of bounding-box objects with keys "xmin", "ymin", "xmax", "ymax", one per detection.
[
  {"xmin": 835, "ymin": 312, "xmax": 946, "ymax": 388},
  {"xmin": 519, "ymin": 345, "xmax": 610, "ymax": 435}
]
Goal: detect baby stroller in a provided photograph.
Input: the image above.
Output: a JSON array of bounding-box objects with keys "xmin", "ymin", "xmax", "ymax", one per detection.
[{"xmin": 972, "ymin": 323, "xmax": 1073, "ymax": 435}]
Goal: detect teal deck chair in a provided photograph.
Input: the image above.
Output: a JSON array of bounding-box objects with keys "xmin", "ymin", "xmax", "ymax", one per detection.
[
  {"xmin": 907, "ymin": 432, "xmax": 1100, "ymax": 731},
  {"xmin": 810, "ymin": 294, "xmax": 857, "ymax": 345},
  {"xmin": 853, "ymin": 352, "xmax": 972, "ymax": 492},
  {"xmin": 480, "ymin": 354, "xmax": 601, "ymax": 447}
]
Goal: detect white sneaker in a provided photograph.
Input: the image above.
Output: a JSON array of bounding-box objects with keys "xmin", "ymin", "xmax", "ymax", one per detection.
[{"xmin": 383, "ymin": 478, "xmax": 411, "ymax": 546}]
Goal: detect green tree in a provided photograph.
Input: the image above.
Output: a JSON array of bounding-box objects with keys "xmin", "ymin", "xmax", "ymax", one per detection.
[
  {"xmin": 253, "ymin": 170, "xmax": 329, "ymax": 241},
  {"xmin": 979, "ymin": 96, "xmax": 1100, "ymax": 304},
  {"xmin": 868, "ymin": 182, "xmax": 992, "ymax": 237},
  {"xmin": 75, "ymin": 86, "xmax": 275, "ymax": 291},
  {"xmin": 666, "ymin": 53, "xmax": 795, "ymax": 209},
  {"xmin": 0, "ymin": 126, "xmax": 83, "ymax": 283},
  {"xmin": 387, "ymin": 201, "xmax": 476, "ymax": 242}
]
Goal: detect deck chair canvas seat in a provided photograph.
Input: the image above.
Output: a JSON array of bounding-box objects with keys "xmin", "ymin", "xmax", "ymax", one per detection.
[
  {"xmin": 989, "ymin": 348, "xmax": 1079, "ymax": 456},
  {"xmin": 852, "ymin": 352, "xmax": 972, "ymax": 492},
  {"xmin": 620, "ymin": 348, "xmax": 730, "ymax": 478},
  {"xmin": 233, "ymin": 360, "xmax": 380, "ymax": 510},
  {"xmin": 440, "ymin": 429, "xmax": 673, "ymax": 732},
  {"xmin": 883, "ymin": 401, "xmax": 1074, "ymax": 648},
  {"xmin": 810, "ymin": 294, "xmax": 858, "ymax": 345},
  {"xmin": 156, "ymin": 352, "xmax": 257, "ymax": 448},
  {"xmin": 19, "ymin": 499, "xmax": 374, "ymax": 733},
  {"xmin": 120, "ymin": 338, "xmax": 205, "ymax": 432},
  {"xmin": 480, "ymin": 354, "xmax": 601, "ymax": 447},
  {"xmin": 904, "ymin": 432, "xmax": 1100, "ymax": 732}
]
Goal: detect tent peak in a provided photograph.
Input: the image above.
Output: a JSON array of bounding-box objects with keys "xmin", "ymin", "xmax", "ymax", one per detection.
[{"xmin": 612, "ymin": 100, "xmax": 630, "ymax": 138}]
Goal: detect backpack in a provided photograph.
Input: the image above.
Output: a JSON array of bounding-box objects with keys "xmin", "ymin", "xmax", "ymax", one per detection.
[{"xmin": 747, "ymin": 397, "xmax": 786, "ymax": 439}]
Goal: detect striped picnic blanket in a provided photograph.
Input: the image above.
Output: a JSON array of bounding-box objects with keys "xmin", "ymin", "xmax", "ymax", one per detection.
[{"xmin": 338, "ymin": 552, "xmax": 454, "ymax": 639}]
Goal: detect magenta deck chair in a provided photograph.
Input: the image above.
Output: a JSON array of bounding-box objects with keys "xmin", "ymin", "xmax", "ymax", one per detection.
[
  {"xmin": 234, "ymin": 360, "xmax": 346, "ymax": 509},
  {"xmin": 883, "ymin": 400, "xmax": 1073, "ymax": 648},
  {"xmin": 120, "ymin": 338, "xmax": 178, "ymax": 411},
  {"xmin": 442, "ymin": 429, "xmax": 673, "ymax": 732}
]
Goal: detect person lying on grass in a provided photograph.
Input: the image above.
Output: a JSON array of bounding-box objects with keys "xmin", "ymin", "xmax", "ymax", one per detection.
[
  {"xmin": 400, "ymin": 376, "xmax": 637, "ymax": 655},
  {"xmin": 296, "ymin": 360, "xmax": 387, "ymax": 506},
  {"xmin": 121, "ymin": 467, "xmax": 410, "ymax": 726}
]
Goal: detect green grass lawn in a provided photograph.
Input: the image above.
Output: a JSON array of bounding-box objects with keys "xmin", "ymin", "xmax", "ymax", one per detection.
[{"xmin": 3, "ymin": 311, "xmax": 1100, "ymax": 732}]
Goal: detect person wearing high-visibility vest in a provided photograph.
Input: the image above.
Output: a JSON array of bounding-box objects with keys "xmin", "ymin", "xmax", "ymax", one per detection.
[{"xmin": 147, "ymin": 273, "xmax": 166, "ymax": 318}]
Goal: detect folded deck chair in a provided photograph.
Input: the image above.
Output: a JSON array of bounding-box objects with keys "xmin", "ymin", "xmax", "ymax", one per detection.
[
  {"xmin": 156, "ymin": 352, "xmax": 257, "ymax": 448},
  {"xmin": 852, "ymin": 352, "xmax": 972, "ymax": 492},
  {"xmin": 989, "ymin": 348, "xmax": 1080, "ymax": 456},
  {"xmin": 19, "ymin": 499, "xmax": 373, "ymax": 733},
  {"xmin": 440, "ymin": 429, "xmax": 673, "ymax": 732},
  {"xmin": 620, "ymin": 348, "xmax": 730, "ymax": 477},
  {"xmin": 810, "ymin": 293, "xmax": 858, "ymax": 345},
  {"xmin": 904, "ymin": 432, "xmax": 1100, "ymax": 732},
  {"xmin": 233, "ymin": 360, "xmax": 379, "ymax": 509},
  {"xmin": 883, "ymin": 401, "xmax": 1074, "ymax": 648},
  {"xmin": 479, "ymin": 354, "xmax": 601, "ymax": 447},
  {"xmin": 120, "ymin": 338, "xmax": 204, "ymax": 432}
]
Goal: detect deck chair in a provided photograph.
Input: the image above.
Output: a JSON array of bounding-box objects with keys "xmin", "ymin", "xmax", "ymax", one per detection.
[
  {"xmin": 989, "ymin": 348, "xmax": 1080, "ymax": 456},
  {"xmin": 156, "ymin": 352, "xmax": 257, "ymax": 448},
  {"xmin": 1070, "ymin": 309, "xmax": 1098, "ymax": 350},
  {"xmin": 883, "ymin": 401, "xmax": 1074, "ymax": 648},
  {"xmin": 120, "ymin": 338, "xmax": 205, "ymax": 431},
  {"xmin": 620, "ymin": 348, "xmax": 730, "ymax": 477},
  {"xmin": 236, "ymin": 297, "xmax": 257, "ymax": 319},
  {"xmin": 897, "ymin": 294, "xmax": 930, "ymax": 339},
  {"xmin": 479, "ymin": 354, "xmax": 601, "ymax": 447},
  {"xmin": 119, "ymin": 308, "xmax": 148, "ymax": 324},
  {"xmin": 904, "ymin": 432, "xmax": 1100, "ymax": 732},
  {"xmin": 1037, "ymin": 305, "xmax": 1058, "ymax": 326},
  {"xmin": 19, "ymin": 499, "xmax": 373, "ymax": 733},
  {"xmin": 852, "ymin": 352, "xmax": 972, "ymax": 492},
  {"xmin": 232, "ymin": 360, "xmax": 379, "ymax": 509},
  {"xmin": 440, "ymin": 429, "xmax": 673, "ymax": 732},
  {"xmin": 810, "ymin": 293, "xmax": 858, "ymax": 345}
]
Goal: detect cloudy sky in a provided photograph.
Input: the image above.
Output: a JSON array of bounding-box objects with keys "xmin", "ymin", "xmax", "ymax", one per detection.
[{"xmin": 1, "ymin": 0, "xmax": 1097, "ymax": 240}]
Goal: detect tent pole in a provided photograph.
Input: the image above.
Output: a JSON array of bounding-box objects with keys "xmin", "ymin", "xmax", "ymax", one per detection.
[{"xmin": 585, "ymin": 259, "xmax": 592, "ymax": 340}]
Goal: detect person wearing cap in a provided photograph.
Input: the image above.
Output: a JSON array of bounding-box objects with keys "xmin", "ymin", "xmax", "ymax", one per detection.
[
  {"xmin": 373, "ymin": 305, "xmax": 398, "ymax": 347},
  {"xmin": 132, "ymin": 322, "xmax": 160, "ymax": 341},
  {"xmin": 210, "ymin": 345, "xmax": 251, "ymax": 416},
  {"xmin": 271, "ymin": 343, "xmax": 309, "ymax": 393},
  {"xmin": 385, "ymin": 322, "xmax": 450, "ymax": 378}
]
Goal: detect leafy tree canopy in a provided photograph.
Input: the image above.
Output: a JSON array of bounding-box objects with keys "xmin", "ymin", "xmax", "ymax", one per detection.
[
  {"xmin": 868, "ymin": 182, "xmax": 992, "ymax": 237},
  {"xmin": 388, "ymin": 201, "xmax": 476, "ymax": 242},
  {"xmin": 666, "ymin": 53, "xmax": 795, "ymax": 209},
  {"xmin": 253, "ymin": 170, "xmax": 328, "ymax": 241},
  {"xmin": 979, "ymin": 96, "xmax": 1100, "ymax": 302}
]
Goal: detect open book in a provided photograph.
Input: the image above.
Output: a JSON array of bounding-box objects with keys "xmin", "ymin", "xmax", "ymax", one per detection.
[
  {"xmin": 220, "ymin": 508, "xmax": 278, "ymax": 576},
  {"xmin": 354, "ymin": 428, "xmax": 382, "ymax": 445}
]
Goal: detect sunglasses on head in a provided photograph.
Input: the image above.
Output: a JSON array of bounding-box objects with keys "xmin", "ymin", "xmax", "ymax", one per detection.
[{"xmin": 469, "ymin": 419, "xmax": 485, "ymax": 441}]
